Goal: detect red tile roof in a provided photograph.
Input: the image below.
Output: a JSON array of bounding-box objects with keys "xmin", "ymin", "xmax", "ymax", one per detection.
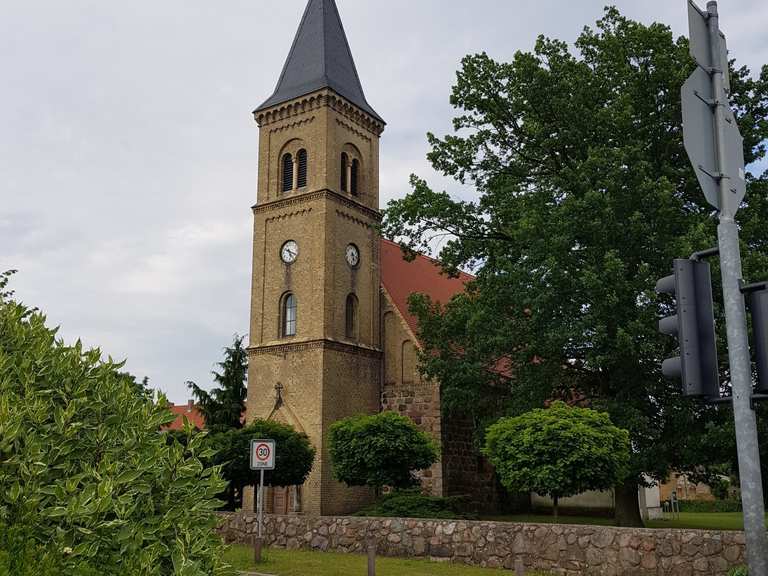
[
  {"xmin": 165, "ymin": 401, "xmax": 206, "ymax": 430},
  {"xmin": 380, "ymin": 238, "xmax": 473, "ymax": 340}
]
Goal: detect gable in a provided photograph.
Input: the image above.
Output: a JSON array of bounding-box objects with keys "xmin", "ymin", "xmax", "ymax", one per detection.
[{"xmin": 379, "ymin": 239, "xmax": 473, "ymax": 341}]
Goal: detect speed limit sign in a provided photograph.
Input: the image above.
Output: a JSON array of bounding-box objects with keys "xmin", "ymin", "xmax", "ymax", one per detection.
[{"xmin": 250, "ymin": 439, "xmax": 276, "ymax": 470}]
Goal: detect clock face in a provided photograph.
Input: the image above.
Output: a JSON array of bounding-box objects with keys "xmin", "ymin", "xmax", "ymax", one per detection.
[
  {"xmin": 346, "ymin": 244, "xmax": 360, "ymax": 268},
  {"xmin": 281, "ymin": 240, "xmax": 298, "ymax": 264}
]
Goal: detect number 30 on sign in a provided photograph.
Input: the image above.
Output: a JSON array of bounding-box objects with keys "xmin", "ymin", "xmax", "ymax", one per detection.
[{"xmin": 250, "ymin": 439, "xmax": 276, "ymax": 470}]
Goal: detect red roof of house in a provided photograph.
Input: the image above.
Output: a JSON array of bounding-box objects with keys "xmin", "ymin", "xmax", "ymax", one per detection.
[
  {"xmin": 165, "ymin": 401, "xmax": 206, "ymax": 430},
  {"xmin": 380, "ymin": 238, "xmax": 473, "ymax": 339}
]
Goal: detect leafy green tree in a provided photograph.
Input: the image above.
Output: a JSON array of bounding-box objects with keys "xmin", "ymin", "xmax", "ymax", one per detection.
[
  {"xmin": 329, "ymin": 411, "xmax": 439, "ymax": 494},
  {"xmin": 204, "ymin": 420, "xmax": 315, "ymax": 511},
  {"xmin": 381, "ymin": 8, "xmax": 768, "ymax": 525},
  {"xmin": 484, "ymin": 401, "xmax": 630, "ymax": 518},
  {"xmin": 188, "ymin": 335, "xmax": 248, "ymax": 431},
  {"xmin": 0, "ymin": 272, "xmax": 232, "ymax": 576}
]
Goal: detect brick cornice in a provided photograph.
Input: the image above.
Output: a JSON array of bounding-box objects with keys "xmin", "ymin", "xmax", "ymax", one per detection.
[
  {"xmin": 252, "ymin": 189, "xmax": 382, "ymax": 222},
  {"xmin": 254, "ymin": 89, "xmax": 385, "ymax": 136},
  {"xmin": 248, "ymin": 338, "xmax": 382, "ymax": 359}
]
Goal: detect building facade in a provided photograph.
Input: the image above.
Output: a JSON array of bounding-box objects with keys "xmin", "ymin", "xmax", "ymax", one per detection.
[{"xmin": 243, "ymin": 0, "xmax": 495, "ymax": 516}]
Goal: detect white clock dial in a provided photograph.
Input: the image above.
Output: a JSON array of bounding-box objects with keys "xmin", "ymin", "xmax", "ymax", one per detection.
[
  {"xmin": 281, "ymin": 240, "xmax": 299, "ymax": 264},
  {"xmin": 346, "ymin": 244, "xmax": 360, "ymax": 268}
]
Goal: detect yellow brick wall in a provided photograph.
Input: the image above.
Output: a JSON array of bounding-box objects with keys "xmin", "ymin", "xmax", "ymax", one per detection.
[{"xmin": 246, "ymin": 89, "xmax": 385, "ymax": 515}]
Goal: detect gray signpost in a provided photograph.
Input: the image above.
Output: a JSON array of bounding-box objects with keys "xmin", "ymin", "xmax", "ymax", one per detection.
[
  {"xmin": 683, "ymin": 2, "xmax": 768, "ymax": 573},
  {"xmin": 250, "ymin": 439, "xmax": 276, "ymax": 563}
]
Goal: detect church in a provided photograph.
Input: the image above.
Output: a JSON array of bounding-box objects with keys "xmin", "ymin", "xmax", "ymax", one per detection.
[{"xmin": 244, "ymin": 0, "xmax": 496, "ymax": 516}]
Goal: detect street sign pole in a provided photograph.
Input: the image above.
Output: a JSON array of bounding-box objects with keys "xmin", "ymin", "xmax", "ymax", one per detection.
[
  {"xmin": 250, "ymin": 439, "xmax": 276, "ymax": 564},
  {"xmin": 259, "ymin": 468, "xmax": 265, "ymax": 540},
  {"xmin": 706, "ymin": 3, "xmax": 768, "ymax": 573}
]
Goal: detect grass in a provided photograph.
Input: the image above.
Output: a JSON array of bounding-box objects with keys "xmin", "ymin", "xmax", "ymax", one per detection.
[
  {"xmin": 224, "ymin": 546, "xmax": 555, "ymax": 576},
  {"xmin": 647, "ymin": 512, "xmax": 750, "ymax": 531},
  {"xmin": 482, "ymin": 512, "xmax": 756, "ymax": 531},
  {"xmin": 480, "ymin": 513, "xmax": 614, "ymax": 526}
]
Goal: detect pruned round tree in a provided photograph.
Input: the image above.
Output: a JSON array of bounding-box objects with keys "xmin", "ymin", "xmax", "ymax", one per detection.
[
  {"xmin": 483, "ymin": 401, "xmax": 630, "ymax": 518},
  {"xmin": 329, "ymin": 411, "xmax": 438, "ymax": 494},
  {"xmin": 204, "ymin": 419, "xmax": 315, "ymax": 510},
  {"xmin": 0, "ymin": 271, "xmax": 231, "ymax": 576}
]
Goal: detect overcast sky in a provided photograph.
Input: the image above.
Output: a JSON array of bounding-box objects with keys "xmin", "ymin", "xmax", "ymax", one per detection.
[{"xmin": 2, "ymin": 0, "xmax": 766, "ymax": 403}]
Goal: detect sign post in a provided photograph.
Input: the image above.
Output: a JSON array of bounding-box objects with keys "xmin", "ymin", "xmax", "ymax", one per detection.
[
  {"xmin": 250, "ymin": 439, "xmax": 276, "ymax": 564},
  {"xmin": 683, "ymin": 2, "xmax": 768, "ymax": 573}
]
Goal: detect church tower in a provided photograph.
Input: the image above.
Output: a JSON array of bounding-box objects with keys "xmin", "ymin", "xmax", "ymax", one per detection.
[{"xmin": 246, "ymin": 0, "xmax": 385, "ymax": 515}]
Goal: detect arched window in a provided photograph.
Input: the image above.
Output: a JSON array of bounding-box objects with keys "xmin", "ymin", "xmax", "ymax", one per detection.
[
  {"xmin": 351, "ymin": 159, "xmax": 359, "ymax": 196},
  {"xmin": 340, "ymin": 153, "xmax": 348, "ymax": 192},
  {"xmin": 297, "ymin": 149, "xmax": 308, "ymax": 188},
  {"xmin": 282, "ymin": 154, "xmax": 294, "ymax": 192},
  {"xmin": 345, "ymin": 293, "xmax": 358, "ymax": 339},
  {"xmin": 281, "ymin": 293, "xmax": 297, "ymax": 337}
]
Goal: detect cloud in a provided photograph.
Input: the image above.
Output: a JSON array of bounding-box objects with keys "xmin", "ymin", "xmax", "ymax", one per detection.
[{"xmin": 1, "ymin": 0, "xmax": 765, "ymax": 402}]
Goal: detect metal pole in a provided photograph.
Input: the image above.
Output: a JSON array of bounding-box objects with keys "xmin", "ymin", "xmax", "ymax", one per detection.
[
  {"xmin": 708, "ymin": 3, "xmax": 768, "ymax": 573},
  {"xmin": 259, "ymin": 469, "xmax": 265, "ymax": 540},
  {"xmin": 254, "ymin": 470, "xmax": 265, "ymax": 564}
]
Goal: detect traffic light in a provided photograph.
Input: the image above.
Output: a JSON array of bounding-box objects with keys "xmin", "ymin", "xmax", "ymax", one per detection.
[
  {"xmin": 748, "ymin": 288, "xmax": 768, "ymax": 394},
  {"xmin": 656, "ymin": 258, "xmax": 719, "ymax": 397}
]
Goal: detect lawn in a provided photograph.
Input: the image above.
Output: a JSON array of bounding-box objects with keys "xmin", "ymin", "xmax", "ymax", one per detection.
[
  {"xmin": 647, "ymin": 512, "xmax": 750, "ymax": 531},
  {"xmin": 224, "ymin": 546, "xmax": 554, "ymax": 576},
  {"xmin": 482, "ymin": 512, "xmax": 754, "ymax": 531}
]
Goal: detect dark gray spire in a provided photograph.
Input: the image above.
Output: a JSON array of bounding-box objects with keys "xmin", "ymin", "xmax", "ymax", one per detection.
[{"xmin": 255, "ymin": 0, "xmax": 384, "ymax": 124}]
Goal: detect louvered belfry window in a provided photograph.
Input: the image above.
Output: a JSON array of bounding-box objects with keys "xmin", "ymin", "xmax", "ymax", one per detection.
[
  {"xmin": 282, "ymin": 153, "xmax": 294, "ymax": 192},
  {"xmin": 351, "ymin": 159, "xmax": 359, "ymax": 196},
  {"xmin": 340, "ymin": 153, "xmax": 348, "ymax": 192},
  {"xmin": 297, "ymin": 149, "xmax": 308, "ymax": 188}
]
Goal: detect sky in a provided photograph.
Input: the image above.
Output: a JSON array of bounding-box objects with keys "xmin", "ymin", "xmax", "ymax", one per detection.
[{"xmin": 1, "ymin": 0, "xmax": 767, "ymax": 403}]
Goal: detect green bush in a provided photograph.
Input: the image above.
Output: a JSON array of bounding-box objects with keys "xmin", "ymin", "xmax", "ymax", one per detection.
[
  {"xmin": 710, "ymin": 476, "xmax": 731, "ymax": 501},
  {"xmin": 329, "ymin": 411, "xmax": 439, "ymax": 492},
  {"xmin": 0, "ymin": 271, "xmax": 232, "ymax": 576},
  {"xmin": 677, "ymin": 499, "xmax": 742, "ymax": 513},
  {"xmin": 728, "ymin": 567, "xmax": 748, "ymax": 576},
  {"xmin": 355, "ymin": 490, "xmax": 472, "ymax": 519}
]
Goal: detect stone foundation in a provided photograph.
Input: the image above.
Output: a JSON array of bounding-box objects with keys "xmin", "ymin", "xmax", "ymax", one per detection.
[{"xmin": 218, "ymin": 513, "xmax": 745, "ymax": 575}]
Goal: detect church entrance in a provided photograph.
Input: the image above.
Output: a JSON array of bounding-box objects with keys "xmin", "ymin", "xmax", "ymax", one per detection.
[{"xmin": 265, "ymin": 485, "xmax": 302, "ymax": 515}]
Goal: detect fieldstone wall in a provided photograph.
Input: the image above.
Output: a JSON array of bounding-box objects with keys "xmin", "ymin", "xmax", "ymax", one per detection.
[{"xmin": 218, "ymin": 513, "xmax": 746, "ymax": 576}]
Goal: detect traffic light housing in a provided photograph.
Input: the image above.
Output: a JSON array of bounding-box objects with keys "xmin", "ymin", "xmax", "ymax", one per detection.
[
  {"xmin": 748, "ymin": 288, "xmax": 768, "ymax": 394},
  {"xmin": 656, "ymin": 258, "xmax": 719, "ymax": 398}
]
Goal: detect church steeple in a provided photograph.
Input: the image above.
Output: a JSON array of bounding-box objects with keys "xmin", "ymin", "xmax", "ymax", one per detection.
[{"xmin": 255, "ymin": 0, "xmax": 383, "ymax": 124}]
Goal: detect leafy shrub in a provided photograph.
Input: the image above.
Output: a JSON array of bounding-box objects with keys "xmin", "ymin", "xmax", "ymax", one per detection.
[
  {"xmin": 728, "ymin": 567, "xmax": 748, "ymax": 576},
  {"xmin": 355, "ymin": 490, "xmax": 472, "ymax": 519},
  {"xmin": 329, "ymin": 411, "xmax": 438, "ymax": 492},
  {"xmin": 710, "ymin": 476, "xmax": 732, "ymax": 501},
  {"xmin": 0, "ymin": 271, "xmax": 232, "ymax": 576},
  {"xmin": 678, "ymin": 499, "xmax": 742, "ymax": 513}
]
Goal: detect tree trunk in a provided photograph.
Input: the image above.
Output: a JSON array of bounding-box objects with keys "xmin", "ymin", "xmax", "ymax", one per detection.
[
  {"xmin": 614, "ymin": 479, "xmax": 644, "ymax": 527},
  {"xmin": 553, "ymin": 495, "xmax": 559, "ymax": 520}
]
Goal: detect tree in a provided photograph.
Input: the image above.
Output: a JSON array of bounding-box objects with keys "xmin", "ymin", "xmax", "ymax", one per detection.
[
  {"xmin": 188, "ymin": 335, "xmax": 248, "ymax": 431},
  {"xmin": 203, "ymin": 419, "xmax": 315, "ymax": 511},
  {"xmin": 329, "ymin": 411, "xmax": 439, "ymax": 494},
  {"xmin": 381, "ymin": 8, "xmax": 768, "ymax": 526},
  {"xmin": 484, "ymin": 401, "xmax": 630, "ymax": 518},
  {"xmin": 0, "ymin": 272, "xmax": 231, "ymax": 576}
]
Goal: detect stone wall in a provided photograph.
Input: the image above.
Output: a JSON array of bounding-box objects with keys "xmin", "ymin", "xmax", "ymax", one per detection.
[
  {"xmin": 218, "ymin": 513, "xmax": 746, "ymax": 576},
  {"xmin": 441, "ymin": 413, "xmax": 506, "ymax": 512}
]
